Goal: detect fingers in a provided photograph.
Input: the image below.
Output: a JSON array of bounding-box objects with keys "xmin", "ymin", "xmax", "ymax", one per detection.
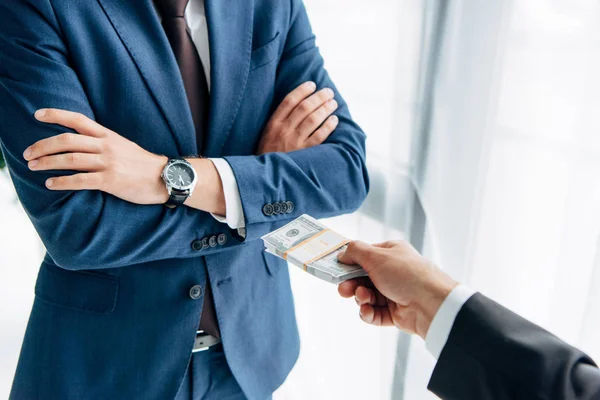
[
  {"xmin": 28, "ymin": 153, "xmax": 105, "ymax": 172},
  {"xmin": 338, "ymin": 280, "xmax": 359, "ymax": 298},
  {"xmin": 270, "ymin": 82, "xmax": 317, "ymax": 122},
  {"xmin": 355, "ymin": 286, "xmax": 388, "ymax": 308},
  {"xmin": 286, "ymin": 88, "xmax": 335, "ymax": 129},
  {"xmin": 355, "ymin": 286, "xmax": 375, "ymax": 305},
  {"xmin": 45, "ymin": 172, "xmax": 103, "ymax": 191},
  {"xmin": 296, "ymin": 98, "xmax": 338, "ymax": 136},
  {"xmin": 23, "ymin": 133, "xmax": 101, "ymax": 161},
  {"xmin": 359, "ymin": 304, "xmax": 394, "ymax": 326},
  {"xmin": 338, "ymin": 277, "xmax": 372, "ymax": 298},
  {"xmin": 34, "ymin": 109, "xmax": 109, "ymax": 138},
  {"xmin": 305, "ymin": 115, "xmax": 339, "ymax": 147},
  {"xmin": 337, "ymin": 241, "xmax": 375, "ymax": 272}
]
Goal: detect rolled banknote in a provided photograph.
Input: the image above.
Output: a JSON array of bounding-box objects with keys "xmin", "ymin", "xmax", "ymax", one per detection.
[{"xmin": 261, "ymin": 215, "xmax": 366, "ymax": 284}]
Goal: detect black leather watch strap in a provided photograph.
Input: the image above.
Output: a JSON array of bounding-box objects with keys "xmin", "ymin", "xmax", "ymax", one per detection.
[{"xmin": 165, "ymin": 189, "xmax": 189, "ymax": 209}]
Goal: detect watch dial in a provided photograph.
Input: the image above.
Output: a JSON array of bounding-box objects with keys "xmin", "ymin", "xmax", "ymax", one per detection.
[{"xmin": 167, "ymin": 163, "xmax": 194, "ymax": 188}]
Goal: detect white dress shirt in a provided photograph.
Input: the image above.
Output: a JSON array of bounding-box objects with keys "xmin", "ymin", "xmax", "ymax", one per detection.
[
  {"xmin": 425, "ymin": 284, "xmax": 476, "ymax": 359},
  {"xmin": 155, "ymin": 0, "xmax": 246, "ymax": 231}
]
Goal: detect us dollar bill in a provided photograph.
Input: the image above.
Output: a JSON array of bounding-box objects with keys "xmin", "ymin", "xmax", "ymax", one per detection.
[{"xmin": 262, "ymin": 215, "xmax": 366, "ymax": 284}]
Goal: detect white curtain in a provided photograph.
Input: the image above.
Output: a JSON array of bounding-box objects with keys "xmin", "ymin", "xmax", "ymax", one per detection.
[{"xmin": 400, "ymin": 0, "xmax": 600, "ymax": 398}]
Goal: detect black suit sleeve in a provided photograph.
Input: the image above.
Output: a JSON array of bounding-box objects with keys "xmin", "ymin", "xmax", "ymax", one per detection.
[{"xmin": 427, "ymin": 293, "xmax": 600, "ymax": 400}]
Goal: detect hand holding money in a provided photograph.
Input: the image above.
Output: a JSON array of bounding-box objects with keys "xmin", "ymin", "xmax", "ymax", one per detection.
[{"xmin": 261, "ymin": 215, "xmax": 367, "ymax": 284}]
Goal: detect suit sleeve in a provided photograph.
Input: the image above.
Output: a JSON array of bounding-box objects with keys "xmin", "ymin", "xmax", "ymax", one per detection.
[
  {"xmin": 224, "ymin": 0, "xmax": 370, "ymax": 242},
  {"xmin": 0, "ymin": 0, "xmax": 243, "ymax": 271},
  {"xmin": 428, "ymin": 293, "xmax": 600, "ymax": 400}
]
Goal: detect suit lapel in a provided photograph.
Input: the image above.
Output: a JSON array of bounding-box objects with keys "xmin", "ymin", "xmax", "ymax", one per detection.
[
  {"xmin": 203, "ymin": 0, "xmax": 254, "ymax": 157},
  {"xmin": 96, "ymin": 0, "xmax": 197, "ymax": 156}
]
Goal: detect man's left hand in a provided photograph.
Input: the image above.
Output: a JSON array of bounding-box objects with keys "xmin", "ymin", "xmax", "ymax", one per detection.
[{"xmin": 24, "ymin": 108, "xmax": 169, "ymax": 204}]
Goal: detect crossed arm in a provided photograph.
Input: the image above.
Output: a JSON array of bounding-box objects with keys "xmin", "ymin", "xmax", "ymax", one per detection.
[
  {"xmin": 0, "ymin": 0, "xmax": 368, "ymax": 271},
  {"xmin": 23, "ymin": 81, "xmax": 340, "ymax": 215}
]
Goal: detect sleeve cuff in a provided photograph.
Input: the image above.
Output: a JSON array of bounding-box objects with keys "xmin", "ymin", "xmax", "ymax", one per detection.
[
  {"xmin": 209, "ymin": 158, "xmax": 246, "ymax": 230},
  {"xmin": 425, "ymin": 285, "xmax": 476, "ymax": 359}
]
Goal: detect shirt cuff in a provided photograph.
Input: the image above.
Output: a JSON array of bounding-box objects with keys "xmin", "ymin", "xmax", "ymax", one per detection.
[
  {"xmin": 425, "ymin": 284, "xmax": 476, "ymax": 360},
  {"xmin": 209, "ymin": 158, "xmax": 246, "ymax": 230}
]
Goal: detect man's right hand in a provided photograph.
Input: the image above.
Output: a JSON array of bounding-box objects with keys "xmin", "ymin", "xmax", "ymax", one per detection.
[
  {"xmin": 256, "ymin": 81, "xmax": 339, "ymax": 154},
  {"xmin": 337, "ymin": 241, "xmax": 458, "ymax": 340}
]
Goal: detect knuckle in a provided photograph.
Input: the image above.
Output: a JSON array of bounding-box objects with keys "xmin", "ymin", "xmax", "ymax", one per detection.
[
  {"xmin": 77, "ymin": 174, "xmax": 87, "ymax": 184},
  {"xmin": 58, "ymin": 133, "xmax": 73, "ymax": 144},
  {"xmin": 318, "ymin": 88, "xmax": 334, "ymax": 101},
  {"xmin": 306, "ymin": 114, "xmax": 319, "ymax": 126},
  {"xmin": 297, "ymin": 101, "xmax": 312, "ymax": 114},
  {"xmin": 281, "ymin": 96, "xmax": 296, "ymax": 108},
  {"xmin": 98, "ymin": 127, "xmax": 111, "ymax": 138},
  {"xmin": 68, "ymin": 153, "xmax": 78, "ymax": 164},
  {"xmin": 346, "ymin": 241, "xmax": 358, "ymax": 253}
]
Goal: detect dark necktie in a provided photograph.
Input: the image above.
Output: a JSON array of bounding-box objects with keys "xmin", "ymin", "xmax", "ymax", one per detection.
[
  {"xmin": 156, "ymin": 0, "xmax": 210, "ymax": 153},
  {"xmin": 156, "ymin": 0, "xmax": 219, "ymax": 338}
]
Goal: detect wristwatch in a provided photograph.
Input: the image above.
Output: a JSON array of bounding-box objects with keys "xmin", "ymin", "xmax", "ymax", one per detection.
[{"xmin": 161, "ymin": 157, "xmax": 198, "ymax": 209}]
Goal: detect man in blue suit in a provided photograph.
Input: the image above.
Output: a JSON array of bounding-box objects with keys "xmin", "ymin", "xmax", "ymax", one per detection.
[{"xmin": 0, "ymin": 0, "xmax": 368, "ymax": 399}]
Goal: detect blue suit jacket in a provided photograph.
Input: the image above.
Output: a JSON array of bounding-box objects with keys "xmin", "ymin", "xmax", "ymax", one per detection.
[{"xmin": 0, "ymin": 0, "xmax": 369, "ymax": 398}]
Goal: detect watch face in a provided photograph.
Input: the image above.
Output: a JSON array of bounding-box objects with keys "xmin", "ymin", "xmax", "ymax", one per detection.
[{"xmin": 165, "ymin": 161, "xmax": 195, "ymax": 190}]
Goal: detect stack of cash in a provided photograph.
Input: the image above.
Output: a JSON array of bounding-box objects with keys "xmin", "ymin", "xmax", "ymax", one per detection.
[{"xmin": 261, "ymin": 214, "xmax": 367, "ymax": 284}]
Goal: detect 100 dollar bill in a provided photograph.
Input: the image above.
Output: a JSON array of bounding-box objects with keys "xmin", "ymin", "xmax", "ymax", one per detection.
[{"xmin": 262, "ymin": 215, "xmax": 366, "ymax": 284}]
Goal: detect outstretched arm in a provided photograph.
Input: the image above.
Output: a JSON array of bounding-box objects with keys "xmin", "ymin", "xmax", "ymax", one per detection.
[{"xmin": 337, "ymin": 241, "xmax": 600, "ymax": 400}]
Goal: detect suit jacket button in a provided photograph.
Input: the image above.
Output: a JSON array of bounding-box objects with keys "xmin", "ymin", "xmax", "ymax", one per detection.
[
  {"xmin": 201, "ymin": 237, "xmax": 210, "ymax": 250},
  {"xmin": 263, "ymin": 204, "xmax": 274, "ymax": 216},
  {"xmin": 272, "ymin": 202, "xmax": 282, "ymax": 215},
  {"xmin": 191, "ymin": 240, "xmax": 203, "ymax": 251},
  {"xmin": 285, "ymin": 201, "xmax": 294, "ymax": 213},
  {"xmin": 280, "ymin": 202, "xmax": 288, "ymax": 213},
  {"xmin": 189, "ymin": 285, "xmax": 203, "ymax": 300},
  {"xmin": 209, "ymin": 235, "xmax": 218, "ymax": 247},
  {"xmin": 217, "ymin": 233, "xmax": 227, "ymax": 246}
]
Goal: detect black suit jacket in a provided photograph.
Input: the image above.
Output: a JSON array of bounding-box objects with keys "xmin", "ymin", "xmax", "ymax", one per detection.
[{"xmin": 428, "ymin": 293, "xmax": 600, "ymax": 400}]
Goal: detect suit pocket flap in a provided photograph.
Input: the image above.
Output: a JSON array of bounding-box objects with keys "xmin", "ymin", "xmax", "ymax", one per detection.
[
  {"xmin": 250, "ymin": 32, "xmax": 281, "ymax": 70},
  {"xmin": 262, "ymin": 250, "xmax": 285, "ymax": 276},
  {"xmin": 35, "ymin": 263, "xmax": 119, "ymax": 314}
]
